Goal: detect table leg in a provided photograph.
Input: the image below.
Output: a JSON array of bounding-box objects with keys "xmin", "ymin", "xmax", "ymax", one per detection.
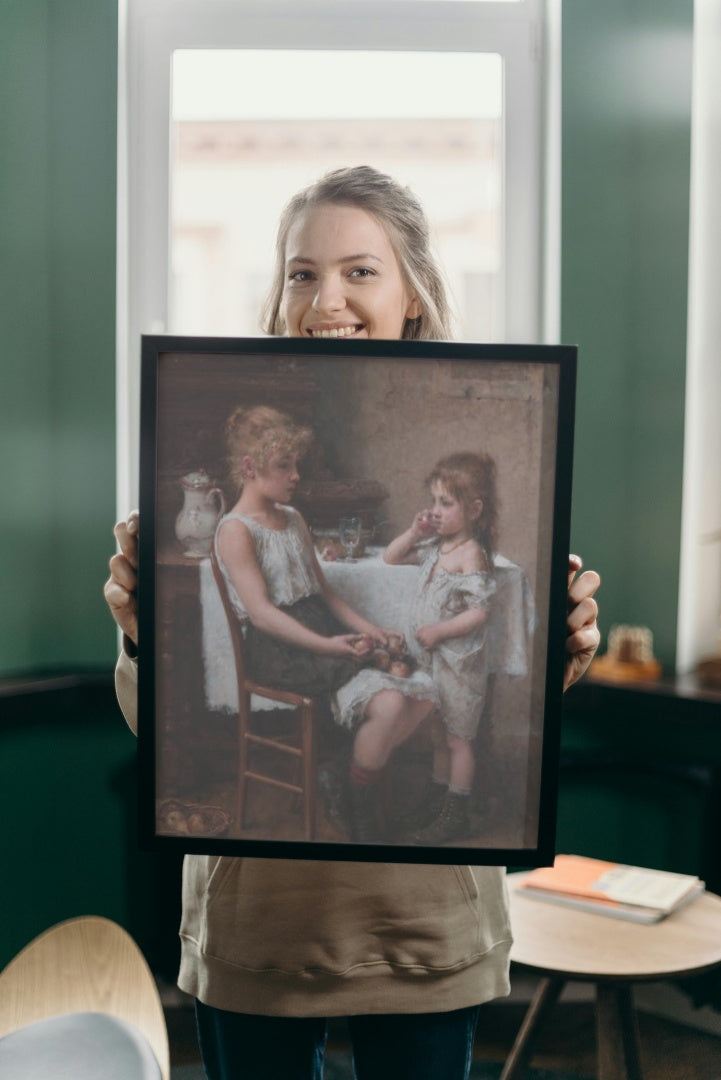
[
  {"xmin": 596, "ymin": 983, "xmax": 643, "ymax": 1080},
  {"xmin": 500, "ymin": 976, "xmax": 565, "ymax": 1080}
]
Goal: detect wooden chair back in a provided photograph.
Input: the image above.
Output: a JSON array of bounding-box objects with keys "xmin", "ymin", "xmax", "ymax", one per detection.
[
  {"xmin": 209, "ymin": 545, "xmax": 318, "ymax": 840},
  {"xmin": 0, "ymin": 916, "xmax": 169, "ymax": 1079}
]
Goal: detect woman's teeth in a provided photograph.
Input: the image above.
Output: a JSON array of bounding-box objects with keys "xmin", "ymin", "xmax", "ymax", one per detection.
[{"xmin": 310, "ymin": 325, "xmax": 360, "ymax": 338}]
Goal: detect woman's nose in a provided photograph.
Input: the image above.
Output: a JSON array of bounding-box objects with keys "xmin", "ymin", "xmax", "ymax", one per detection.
[{"xmin": 312, "ymin": 273, "xmax": 345, "ymax": 314}]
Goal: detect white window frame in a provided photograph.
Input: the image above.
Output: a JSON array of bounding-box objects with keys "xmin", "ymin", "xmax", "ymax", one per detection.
[
  {"xmin": 676, "ymin": 0, "xmax": 721, "ymax": 674},
  {"xmin": 116, "ymin": 0, "xmax": 558, "ymax": 511}
]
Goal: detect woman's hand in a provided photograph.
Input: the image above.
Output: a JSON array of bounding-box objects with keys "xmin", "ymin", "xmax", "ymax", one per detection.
[
  {"xmin": 564, "ymin": 554, "xmax": 601, "ymax": 691},
  {"xmin": 321, "ymin": 634, "xmax": 375, "ymax": 660},
  {"xmin": 362, "ymin": 626, "xmax": 405, "ymax": 651},
  {"xmin": 103, "ymin": 511, "xmax": 139, "ymax": 646}
]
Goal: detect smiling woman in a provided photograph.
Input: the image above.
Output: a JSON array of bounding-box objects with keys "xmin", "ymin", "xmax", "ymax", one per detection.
[
  {"xmin": 263, "ymin": 167, "xmax": 451, "ymax": 341},
  {"xmin": 282, "ymin": 205, "xmax": 421, "ymax": 340}
]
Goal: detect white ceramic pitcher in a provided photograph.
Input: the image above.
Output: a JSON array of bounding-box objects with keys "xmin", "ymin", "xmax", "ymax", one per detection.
[{"xmin": 174, "ymin": 471, "xmax": 226, "ymax": 557}]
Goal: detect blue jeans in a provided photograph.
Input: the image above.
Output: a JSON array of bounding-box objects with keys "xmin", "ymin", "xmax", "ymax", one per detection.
[{"xmin": 195, "ymin": 1000, "xmax": 481, "ymax": 1080}]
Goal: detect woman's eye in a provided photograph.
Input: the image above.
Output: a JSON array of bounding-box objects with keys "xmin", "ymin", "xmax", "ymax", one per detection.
[
  {"xmin": 288, "ymin": 270, "xmax": 313, "ymax": 283},
  {"xmin": 349, "ymin": 267, "xmax": 375, "ymax": 279}
]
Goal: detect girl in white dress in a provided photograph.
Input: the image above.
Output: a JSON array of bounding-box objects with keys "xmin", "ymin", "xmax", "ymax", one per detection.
[
  {"xmin": 384, "ymin": 451, "xmax": 500, "ymax": 842},
  {"xmin": 214, "ymin": 403, "xmax": 439, "ymax": 842}
]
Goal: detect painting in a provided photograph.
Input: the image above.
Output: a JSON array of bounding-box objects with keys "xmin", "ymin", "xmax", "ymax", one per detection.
[{"xmin": 137, "ymin": 335, "xmax": 576, "ymax": 865}]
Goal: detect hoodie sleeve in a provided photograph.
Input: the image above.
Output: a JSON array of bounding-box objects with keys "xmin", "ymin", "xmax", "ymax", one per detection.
[{"xmin": 115, "ymin": 646, "xmax": 139, "ymax": 736}]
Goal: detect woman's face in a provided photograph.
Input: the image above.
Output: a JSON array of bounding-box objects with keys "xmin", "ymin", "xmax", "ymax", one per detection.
[{"xmin": 281, "ymin": 203, "xmax": 421, "ymax": 340}]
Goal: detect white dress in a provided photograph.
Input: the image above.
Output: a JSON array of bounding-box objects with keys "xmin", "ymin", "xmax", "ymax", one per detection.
[
  {"xmin": 214, "ymin": 507, "xmax": 439, "ymax": 729},
  {"xmin": 407, "ymin": 542, "xmax": 498, "ymax": 740}
]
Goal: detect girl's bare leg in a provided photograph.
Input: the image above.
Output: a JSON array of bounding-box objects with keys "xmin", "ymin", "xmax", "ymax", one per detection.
[
  {"xmin": 428, "ymin": 715, "xmax": 450, "ymax": 784},
  {"xmin": 447, "ymin": 732, "xmax": 475, "ymax": 793},
  {"xmin": 345, "ymin": 691, "xmax": 434, "ymax": 842},
  {"xmin": 352, "ymin": 690, "xmax": 434, "ymax": 771}
]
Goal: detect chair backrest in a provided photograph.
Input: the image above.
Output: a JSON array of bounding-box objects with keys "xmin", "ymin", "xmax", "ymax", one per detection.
[
  {"xmin": 0, "ymin": 916, "xmax": 170, "ymax": 1079},
  {"xmin": 210, "ymin": 545, "xmax": 250, "ymax": 708}
]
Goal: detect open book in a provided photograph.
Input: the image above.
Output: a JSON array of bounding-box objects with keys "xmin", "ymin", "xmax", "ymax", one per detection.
[{"xmin": 515, "ymin": 854, "xmax": 705, "ymax": 923}]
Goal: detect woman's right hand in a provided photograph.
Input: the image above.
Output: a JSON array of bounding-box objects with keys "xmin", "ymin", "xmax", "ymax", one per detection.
[
  {"xmin": 322, "ymin": 634, "xmax": 373, "ymax": 661},
  {"xmin": 103, "ymin": 510, "xmax": 139, "ymax": 645}
]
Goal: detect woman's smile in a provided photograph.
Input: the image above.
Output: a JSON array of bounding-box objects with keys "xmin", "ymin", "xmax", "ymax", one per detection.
[
  {"xmin": 307, "ymin": 323, "xmax": 364, "ymax": 339},
  {"xmin": 281, "ymin": 204, "xmax": 420, "ymax": 340}
]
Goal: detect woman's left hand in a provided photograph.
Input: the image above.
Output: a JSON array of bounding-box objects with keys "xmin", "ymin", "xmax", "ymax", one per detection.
[{"xmin": 564, "ymin": 554, "xmax": 601, "ymax": 691}]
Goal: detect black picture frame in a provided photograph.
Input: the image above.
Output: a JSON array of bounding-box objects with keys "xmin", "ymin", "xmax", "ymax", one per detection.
[{"xmin": 138, "ymin": 335, "xmax": 576, "ymax": 865}]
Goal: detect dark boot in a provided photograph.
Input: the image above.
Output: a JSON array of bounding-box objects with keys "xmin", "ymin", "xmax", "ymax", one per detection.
[
  {"xmin": 318, "ymin": 756, "xmax": 353, "ymax": 835},
  {"xmin": 412, "ymin": 792, "xmax": 470, "ymax": 845},
  {"xmin": 348, "ymin": 782, "xmax": 382, "ymax": 843},
  {"xmin": 399, "ymin": 779, "xmax": 448, "ymax": 832}
]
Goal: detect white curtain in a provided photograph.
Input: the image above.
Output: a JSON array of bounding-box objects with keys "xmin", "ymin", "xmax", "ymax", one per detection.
[{"xmin": 677, "ymin": 0, "xmax": 721, "ymax": 672}]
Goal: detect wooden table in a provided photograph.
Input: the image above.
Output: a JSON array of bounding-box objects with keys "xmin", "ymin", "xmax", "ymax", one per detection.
[{"xmin": 503, "ymin": 872, "xmax": 721, "ymax": 1080}]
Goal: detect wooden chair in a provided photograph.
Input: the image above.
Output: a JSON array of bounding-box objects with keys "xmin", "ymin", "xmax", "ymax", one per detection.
[
  {"xmin": 210, "ymin": 547, "xmax": 320, "ymax": 840},
  {"xmin": 0, "ymin": 916, "xmax": 169, "ymax": 1079}
]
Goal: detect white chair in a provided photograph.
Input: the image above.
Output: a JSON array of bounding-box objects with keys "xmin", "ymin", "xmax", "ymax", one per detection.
[{"xmin": 0, "ymin": 915, "xmax": 169, "ymax": 1079}]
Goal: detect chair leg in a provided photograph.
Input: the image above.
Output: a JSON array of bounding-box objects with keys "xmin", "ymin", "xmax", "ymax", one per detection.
[
  {"xmin": 236, "ymin": 700, "xmax": 251, "ymax": 835},
  {"xmin": 300, "ymin": 706, "xmax": 316, "ymax": 841}
]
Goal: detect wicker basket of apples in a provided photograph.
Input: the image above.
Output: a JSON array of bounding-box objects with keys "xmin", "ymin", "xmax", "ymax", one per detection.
[{"xmin": 157, "ymin": 799, "xmax": 230, "ymax": 837}]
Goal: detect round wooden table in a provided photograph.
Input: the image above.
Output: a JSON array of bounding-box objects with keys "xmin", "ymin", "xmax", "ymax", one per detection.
[{"xmin": 503, "ymin": 872, "xmax": 721, "ymax": 1080}]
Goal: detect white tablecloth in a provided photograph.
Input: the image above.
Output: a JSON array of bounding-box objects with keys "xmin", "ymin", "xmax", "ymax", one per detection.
[{"xmin": 200, "ymin": 549, "xmax": 535, "ymax": 713}]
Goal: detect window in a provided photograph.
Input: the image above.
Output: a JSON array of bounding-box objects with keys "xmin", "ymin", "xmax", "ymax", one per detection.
[
  {"xmin": 169, "ymin": 49, "xmax": 503, "ymax": 340},
  {"xmin": 118, "ymin": 0, "xmax": 556, "ymax": 508}
]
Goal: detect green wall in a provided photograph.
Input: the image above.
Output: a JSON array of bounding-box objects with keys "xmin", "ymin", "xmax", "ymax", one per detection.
[
  {"xmin": 0, "ymin": 0, "xmax": 118, "ymax": 675},
  {"xmin": 562, "ymin": 0, "xmax": 693, "ymax": 669},
  {"xmin": 0, "ymin": 0, "xmax": 134, "ymax": 969}
]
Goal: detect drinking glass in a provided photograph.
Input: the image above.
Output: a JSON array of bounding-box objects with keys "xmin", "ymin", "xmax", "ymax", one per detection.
[{"xmin": 339, "ymin": 516, "xmax": 362, "ymax": 561}]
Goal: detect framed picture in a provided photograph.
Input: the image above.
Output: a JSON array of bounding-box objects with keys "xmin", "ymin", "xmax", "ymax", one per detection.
[{"xmin": 138, "ymin": 335, "xmax": 576, "ymax": 865}]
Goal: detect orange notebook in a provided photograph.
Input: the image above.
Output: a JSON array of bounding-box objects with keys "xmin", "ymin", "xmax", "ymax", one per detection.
[{"xmin": 516, "ymin": 855, "xmax": 704, "ymax": 923}]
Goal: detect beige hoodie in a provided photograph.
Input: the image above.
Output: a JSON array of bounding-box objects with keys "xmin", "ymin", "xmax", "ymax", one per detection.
[{"xmin": 116, "ymin": 651, "xmax": 512, "ymax": 1016}]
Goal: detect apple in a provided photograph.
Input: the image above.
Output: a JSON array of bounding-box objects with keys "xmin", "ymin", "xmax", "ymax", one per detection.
[
  {"xmin": 352, "ymin": 634, "xmax": 375, "ymax": 656},
  {"xmin": 386, "ymin": 633, "xmax": 405, "ymax": 658},
  {"xmin": 187, "ymin": 812, "xmax": 206, "ymax": 834},
  {"xmin": 372, "ymin": 648, "xmax": 391, "ymax": 672},
  {"xmin": 163, "ymin": 810, "xmax": 188, "ymax": 834}
]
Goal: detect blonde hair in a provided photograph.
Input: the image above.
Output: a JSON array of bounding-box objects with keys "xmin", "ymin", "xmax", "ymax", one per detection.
[
  {"xmin": 225, "ymin": 405, "xmax": 312, "ymax": 494},
  {"xmin": 262, "ymin": 165, "xmax": 454, "ymax": 341},
  {"xmin": 426, "ymin": 452, "xmax": 498, "ymax": 556}
]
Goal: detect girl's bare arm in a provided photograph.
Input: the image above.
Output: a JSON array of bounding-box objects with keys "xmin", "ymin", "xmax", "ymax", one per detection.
[
  {"xmin": 416, "ymin": 605, "xmax": 488, "ymax": 651},
  {"xmin": 217, "ymin": 519, "xmax": 361, "ymax": 659},
  {"xmin": 384, "ymin": 511, "xmax": 435, "ymax": 566}
]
